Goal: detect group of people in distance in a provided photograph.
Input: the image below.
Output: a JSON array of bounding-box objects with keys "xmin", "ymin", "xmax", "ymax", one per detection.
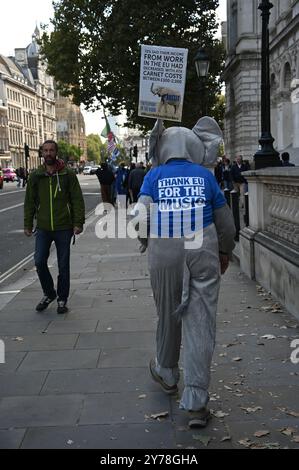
[
  {"xmin": 214, "ymin": 151, "xmax": 296, "ymax": 206},
  {"xmin": 95, "ymin": 161, "xmax": 147, "ymax": 207}
]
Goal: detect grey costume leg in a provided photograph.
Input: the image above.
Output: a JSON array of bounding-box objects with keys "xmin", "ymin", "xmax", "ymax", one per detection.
[
  {"xmin": 179, "ymin": 224, "xmax": 220, "ymax": 410},
  {"xmin": 148, "ymin": 238, "xmax": 185, "ymax": 386}
]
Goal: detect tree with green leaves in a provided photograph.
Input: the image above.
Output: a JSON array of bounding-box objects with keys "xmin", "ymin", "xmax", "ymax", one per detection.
[
  {"xmin": 41, "ymin": 0, "xmax": 224, "ymax": 131},
  {"xmin": 57, "ymin": 140, "xmax": 83, "ymax": 162},
  {"xmin": 87, "ymin": 134, "xmax": 102, "ymax": 163}
]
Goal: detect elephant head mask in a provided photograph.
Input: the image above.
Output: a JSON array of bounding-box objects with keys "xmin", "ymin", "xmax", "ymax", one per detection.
[{"xmin": 149, "ymin": 116, "xmax": 223, "ymax": 167}]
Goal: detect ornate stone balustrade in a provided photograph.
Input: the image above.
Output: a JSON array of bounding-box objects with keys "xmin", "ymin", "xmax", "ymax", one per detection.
[
  {"xmin": 239, "ymin": 167, "xmax": 299, "ymax": 319},
  {"xmin": 267, "ymin": 183, "xmax": 299, "ymax": 245}
]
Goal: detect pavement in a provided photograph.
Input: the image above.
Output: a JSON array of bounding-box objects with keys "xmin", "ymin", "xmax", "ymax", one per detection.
[{"xmin": 0, "ymin": 210, "xmax": 298, "ymax": 450}]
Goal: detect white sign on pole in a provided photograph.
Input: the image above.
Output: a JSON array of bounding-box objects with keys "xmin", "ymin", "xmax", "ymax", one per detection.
[{"xmin": 138, "ymin": 44, "xmax": 188, "ymax": 122}]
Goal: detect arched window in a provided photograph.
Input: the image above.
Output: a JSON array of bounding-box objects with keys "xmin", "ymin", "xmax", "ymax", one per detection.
[
  {"xmin": 283, "ymin": 62, "xmax": 292, "ymax": 90},
  {"xmin": 271, "ymin": 73, "xmax": 277, "ymax": 93}
]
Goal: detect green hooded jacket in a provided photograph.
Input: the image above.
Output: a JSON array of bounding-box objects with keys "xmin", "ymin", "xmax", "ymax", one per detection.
[{"xmin": 24, "ymin": 162, "xmax": 85, "ymax": 231}]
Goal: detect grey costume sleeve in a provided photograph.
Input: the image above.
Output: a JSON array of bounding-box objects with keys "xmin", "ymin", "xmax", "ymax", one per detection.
[{"xmin": 214, "ymin": 204, "xmax": 236, "ymax": 255}]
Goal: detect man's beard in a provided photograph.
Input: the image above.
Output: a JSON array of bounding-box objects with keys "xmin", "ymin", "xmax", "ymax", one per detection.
[{"xmin": 45, "ymin": 158, "xmax": 56, "ymax": 166}]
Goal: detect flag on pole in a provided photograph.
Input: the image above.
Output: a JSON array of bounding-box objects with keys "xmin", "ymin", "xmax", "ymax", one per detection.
[
  {"xmin": 101, "ymin": 115, "xmax": 111, "ymax": 138},
  {"xmin": 111, "ymin": 147, "xmax": 120, "ymax": 161},
  {"xmin": 101, "ymin": 110, "xmax": 118, "ymax": 154},
  {"xmin": 107, "ymin": 133, "xmax": 116, "ymax": 154}
]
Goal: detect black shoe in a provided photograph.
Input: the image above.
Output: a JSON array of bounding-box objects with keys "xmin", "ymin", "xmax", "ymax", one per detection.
[
  {"xmin": 36, "ymin": 294, "xmax": 56, "ymax": 311},
  {"xmin": 57, "ymin": 300, "xmax": 68, "ymax": 314}
]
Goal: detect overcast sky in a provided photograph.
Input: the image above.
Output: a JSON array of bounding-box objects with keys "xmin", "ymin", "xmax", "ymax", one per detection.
[{"xmin": 0, "ymin": 0, "xmax": 227, "ymax": 134}]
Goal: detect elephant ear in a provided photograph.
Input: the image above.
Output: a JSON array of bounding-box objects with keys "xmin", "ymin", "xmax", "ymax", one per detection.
[
  {"xmin": 192, "ymin": 117, "xmax": 223, "ymax": 166},
  {"xmin": 148, "ymin": 119, "xmax": 165, "ymax": 167}
]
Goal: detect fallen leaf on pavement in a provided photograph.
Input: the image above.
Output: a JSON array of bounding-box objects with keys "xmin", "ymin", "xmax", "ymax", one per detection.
[
  {"xmin": 150, "ymin": 411, "xmax": 169, "ymax": 420},
  {"xmin": 254, "ymin": 430, "xmax": 270, "ymax": 438},
  {"xmin": 260, "ymin": 334, "xmax": 276, "ymax": 340},
  {"xmin": 67, "ymin": 440, "xmax": 74, "ymax": 445},
  {"xmin": 192, "ymin": 434, "xmax": 211, "ymax": 446},
  {"xmin": 292, "ymin": 436, "xmax": 299, "ymax": 443},
  {"xmin": 221, "ymin": 436, "xmax": 232, "ymax": 442},
  {"xmin": 238, "ymin": 438, "xmax": 252, "ymax": 448},
  {"xmin": 241, "ymin": 406, "xmax": 262, "ymax": 413},
  {"xmin": 12, "ymin": 337, "xmax": 24, "ymax": 341},
  {"xmin": 212, "ymin": 410, "xmax": 229, "ymax": 418},
  {"xmin": 232, "ymin": 357, "xmax": 242, "ymax": 362},
  {"xmin": 279, "ymin": 427, "xmax": 296, "ymax": 436},
  {"xmin": 138, "ymin": 394, "xmax": 147, "ymax": 399}
]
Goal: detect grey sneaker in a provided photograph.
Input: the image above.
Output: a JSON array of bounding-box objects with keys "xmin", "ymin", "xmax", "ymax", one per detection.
[
  {"xmin": 149, "ymin": 358, "xmax": 178, "ymax": 395},
  {"xmin": 188, "ymin": 408, "xmax": 211, "ymax": 428}
]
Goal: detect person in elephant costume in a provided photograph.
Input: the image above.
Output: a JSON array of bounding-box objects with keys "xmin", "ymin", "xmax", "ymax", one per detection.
[{"xmin": 137, "ymin": 117, "xmax": 236, "ymax": 428}]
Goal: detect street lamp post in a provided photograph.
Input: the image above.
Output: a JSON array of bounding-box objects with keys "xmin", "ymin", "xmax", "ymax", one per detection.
[
  {"xmin": 194, "ymin": 48, "xmax": 210, "ymax": 116},
  {"xmin": 254, "ymin": 0, "xmax": 281, "ymax": 169}
]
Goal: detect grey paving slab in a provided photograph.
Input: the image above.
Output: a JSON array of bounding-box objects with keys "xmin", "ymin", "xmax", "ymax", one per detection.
[
  {"xmin": 0, "ymin": 429, "xmax": 26, "ymax": 449},
  {"xmin": 0, "ymin": 320, "xmax": 50, "ymax": 335},
  {"xmin": 76, "ymin": 331, "xmax": 155, "ymax": 350},
  {"xmin": 96, "ymin": 317, "xmax": 156, "ymax": 333},
  {"xmin": 0, "ymin": 308, "xmax": 62, "ymax": 322},
  {"xmin": 0, "ymin": 371, "xmax": 48, "ymax": 396},
  {"xmin": 45, "ymin": 319, "xmax": 98, "ymax": 334},
  {"xmin": 224, "ymin": 418, "xmax": 299, "ymax": 449},
  {"xmin": 133, "ymin": 279, "xmax": 152, "ymax": 288},
  {"xmin": 79, "ymin": 391, "xmax": 171, "ymax": 425},
  {"xmin": 66, "ymin": 294, "xmax": 95, "ymax": 308},
  {"xmin": 2, "ymin": 334, "xmax": 78, "ymax": 352},
  {"xmin": 0, "ymin": 351, "xmax": 27, "ymax": 374},
  {"xmin": 98, "ymin": 348, "xmax": 154, "ymax": 368},
  {"xmin": 17, "ymin": 349, "xmax": 101, "ymax": 372},
  {"xmin": 41, "ymin": 367, "xmax": 161, "ymax": 395},
  {"xmin": 0, "ymin": 394, "xmax": 84, "ymax": 428},
  {"xmin": 21, "ymin": 422, "xmax": 175, "ymax": 449},
  {"xmin": 90, "ymin": 281, "xmax": 134, "ymax": 289}
]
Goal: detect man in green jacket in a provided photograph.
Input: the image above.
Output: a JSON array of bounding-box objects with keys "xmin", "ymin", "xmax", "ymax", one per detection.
[{"xmin": 24, "ymin": 140, "xmax": 85, "ymax": 314}]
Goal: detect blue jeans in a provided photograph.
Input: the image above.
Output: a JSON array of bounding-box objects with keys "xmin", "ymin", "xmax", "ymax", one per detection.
[{"xmin": 34, "ymin": 229, "xmax": 73, "ymax": 302}]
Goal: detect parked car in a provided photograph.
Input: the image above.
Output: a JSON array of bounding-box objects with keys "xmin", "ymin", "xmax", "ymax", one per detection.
[
  {"xmin": 3, "ymin": 168, "xmax": 17, "ymax": 182},
  {"xmin": 0, "ymin": 170, "xmax": 3, "ymax": 189},
  {"xmin": 83, "ymin": 166, "xmax": 93, "ymax": 175},
  {"xmin": 90, "ymin": 166, "xmax": 101, "ymax": 175}
]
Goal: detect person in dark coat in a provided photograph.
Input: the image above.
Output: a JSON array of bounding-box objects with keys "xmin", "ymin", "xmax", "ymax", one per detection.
[
  {"xmin": 281, "ymin": 152, "xmax": 295, "ymax": 166},
  {"xmin": 231, "ymin": 156, "xmax": 248, "ymax": 207},
  {"xmin": 128, "ymin": 162, "xmax": 146, "ymax": 202},
  {"xmin": 96, "ymin": 162, "xmax": 115, "ymax": 205}
]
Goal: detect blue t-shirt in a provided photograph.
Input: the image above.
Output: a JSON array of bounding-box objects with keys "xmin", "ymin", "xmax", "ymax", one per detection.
[{"xmin": 139, "ymin": 159, "xmax": 226, "ymax": 237}]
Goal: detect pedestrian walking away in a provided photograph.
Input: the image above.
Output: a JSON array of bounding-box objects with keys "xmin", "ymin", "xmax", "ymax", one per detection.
[
  {"xmin": 128, "ymin": 162, "xmax": 146, "ymax": 202},
  {"xmin": 231, "ymin": 155, "xmax": 249, "ymax": 207},
  {"xmin": 95, "ymin": 162, "xmax": 115, "ymax": 208},
  {"xmin": 136, "ymin": 117, "xmax": 236, "ymax": 429},
  {"xmin": 24, "ymin": 140, "xmax": 85, "ymax": 314}
]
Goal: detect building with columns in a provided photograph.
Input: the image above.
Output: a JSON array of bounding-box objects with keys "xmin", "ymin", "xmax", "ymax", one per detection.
[
  {"xmin": 222, "ymin": 0, "xmax": 299, "ymax": 165},
  {"xmin": 0, "ymin": 27, "xmax": 56, "ymax": 169},
  {"xmin": 55, "ymin": 90, "xmax": 87, "ymax": 161}
]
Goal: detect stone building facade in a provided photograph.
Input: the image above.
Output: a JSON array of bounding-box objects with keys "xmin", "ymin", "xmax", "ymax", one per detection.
[
  {"xmin": 0, "ymin": 27, "xmax": 56, "ymax": 169},
  {"xmin": 55, "ymin": 90, "xmax": 87, "ymax": 161},
  {"xmin": 223, "ymin": 0, "xmax": 299, "ymax": 166}
]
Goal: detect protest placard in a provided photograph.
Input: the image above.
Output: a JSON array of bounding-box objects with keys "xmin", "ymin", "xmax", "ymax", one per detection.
[{"xmin": 138, "ymin": 44, "xmax": 188, "ymax": 122}]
